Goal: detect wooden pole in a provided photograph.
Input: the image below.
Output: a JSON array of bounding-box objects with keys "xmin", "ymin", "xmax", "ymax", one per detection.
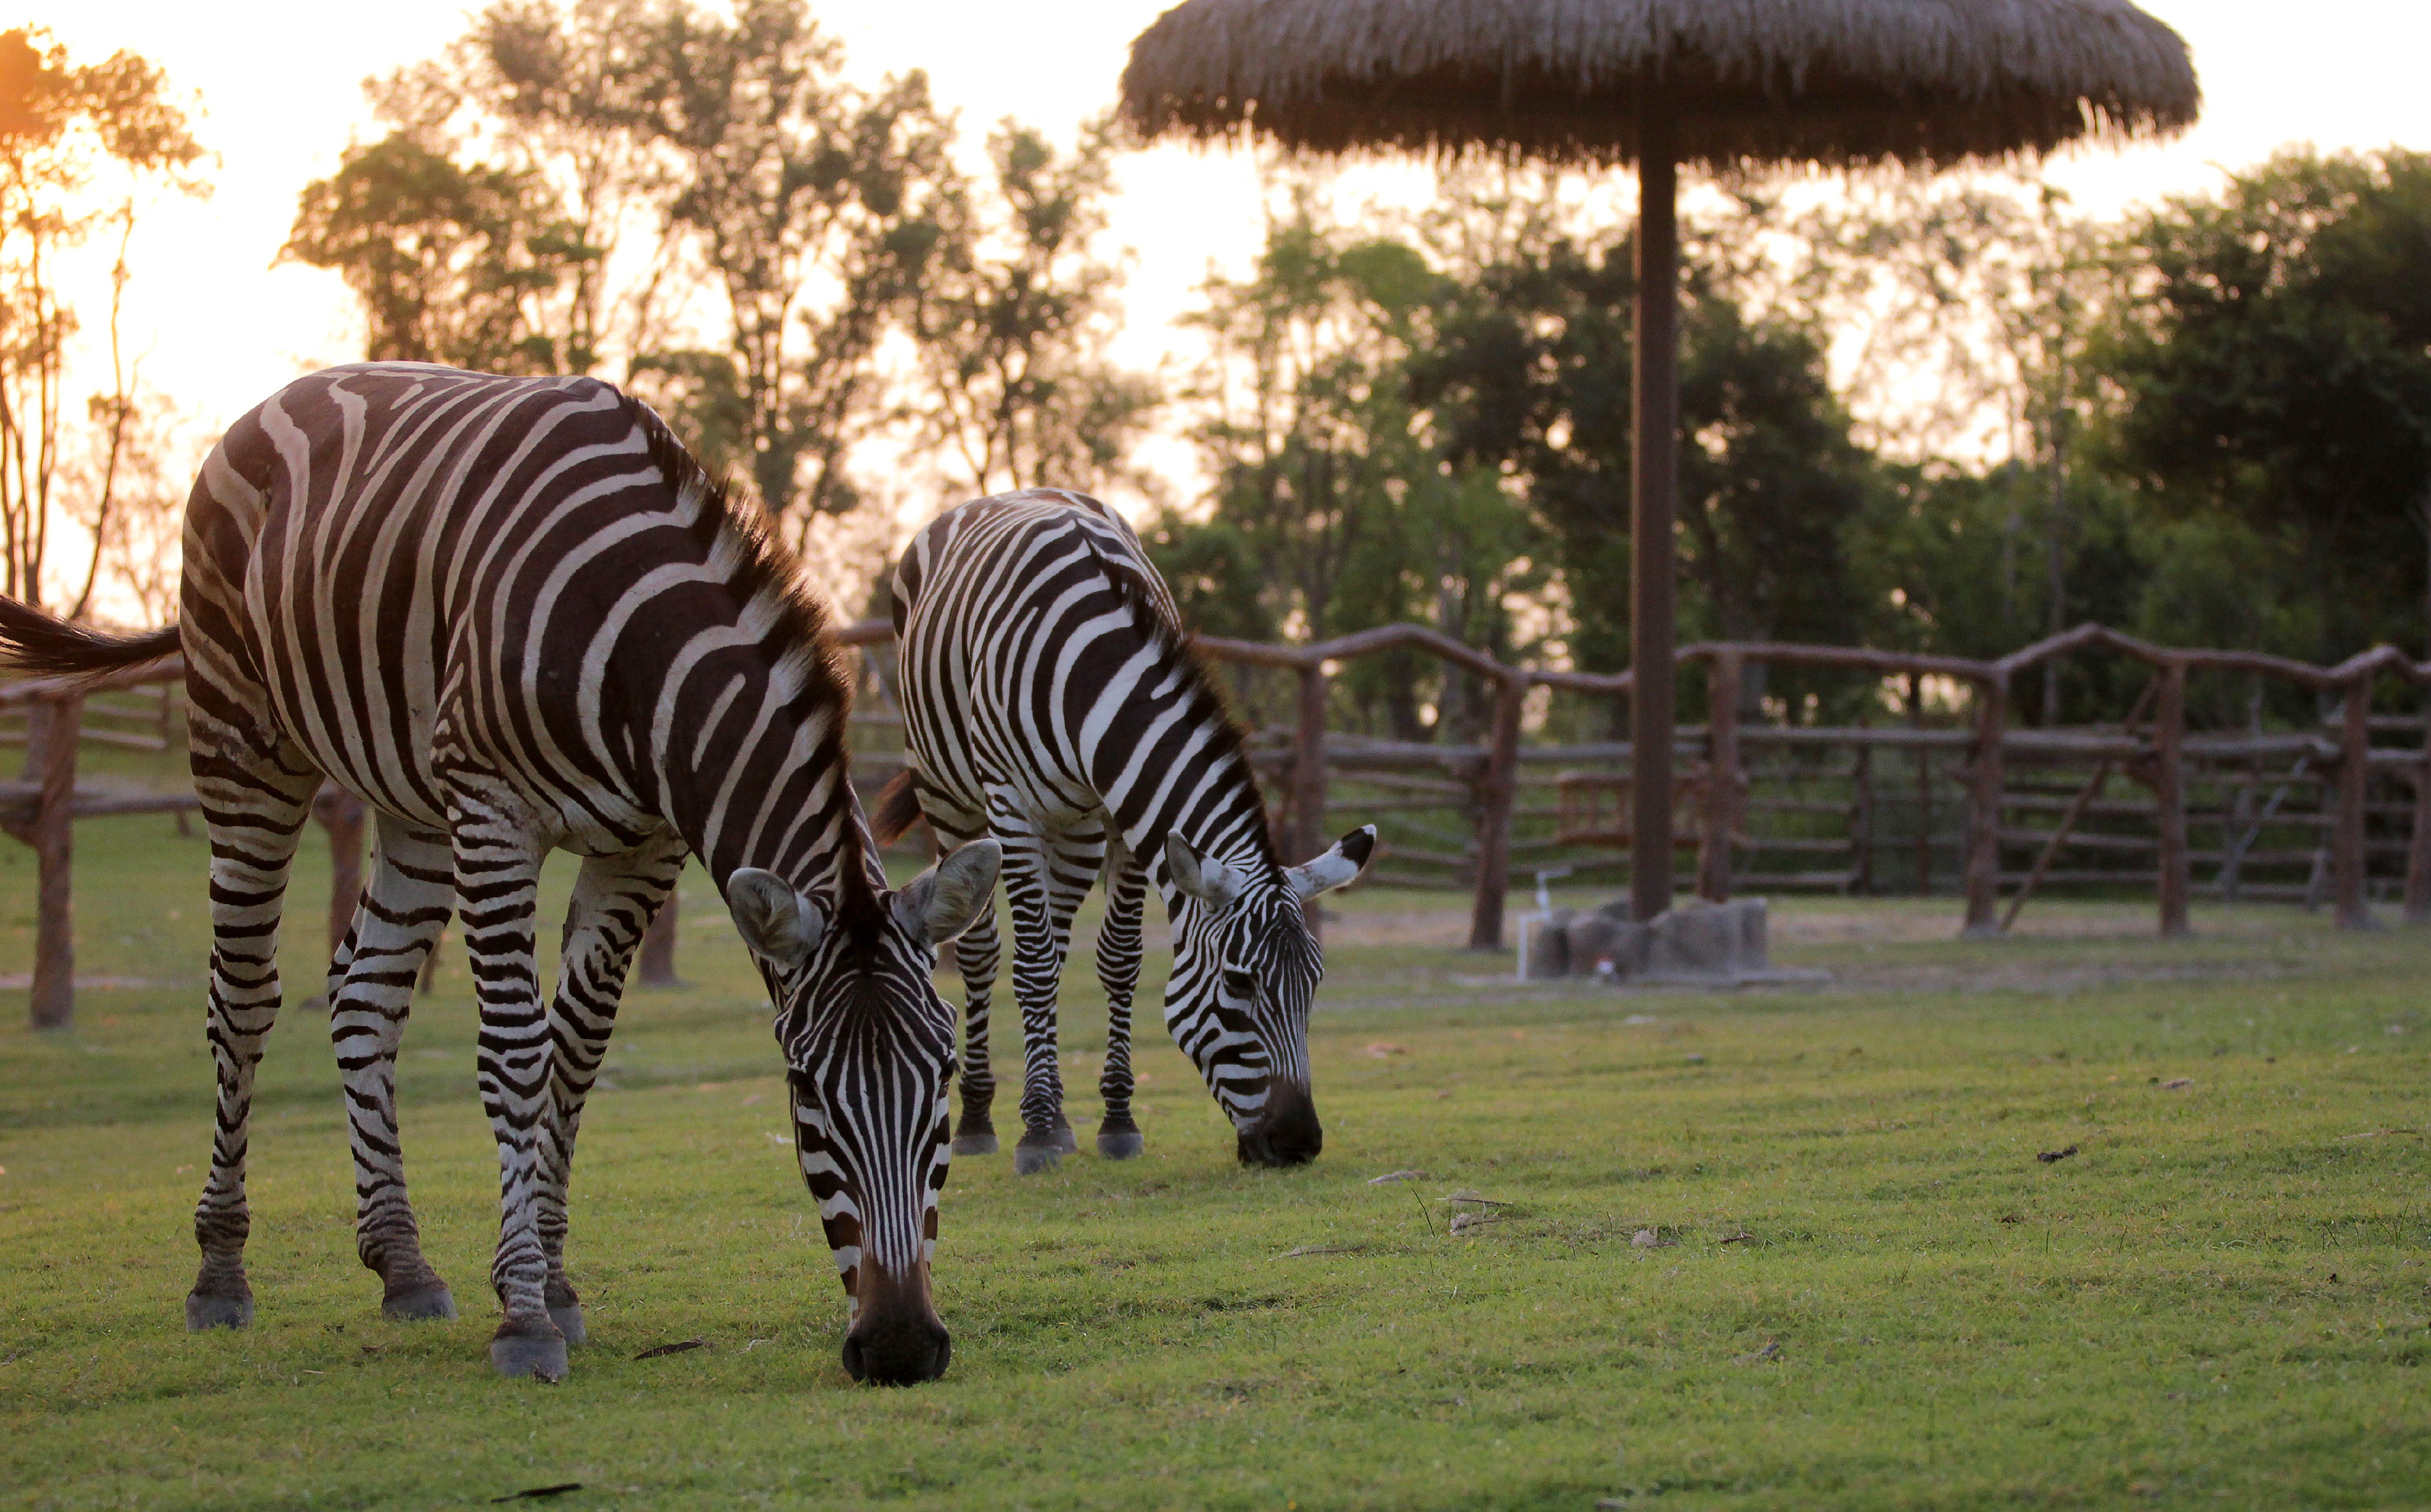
[
  {"xmin": 313, "ymin": 784, "xmax": 367, "ymax": 967},
  {"xmin": 2004, "ymin": 676, "xmax": 2162, "ymax": 934},
  {"xmin": 30, "ymin": 695, "xmax": 79, "ymax": 1030},
  {"xmin": 1961, "ymin": 676, "xmax": 2007, "ymax": 937},
  {"xmin": 1850, "ymin": 739, "xmax": 1874, "ymax": 895},
  {"xmin": 1698, "ymin": 652, "xmax": 1740, "ymax": 902},
  {"xmin": 637, "ymin": 884, "xmax": 680, "ymax": 986},
  {"xmin": 1628, "ymin": 106, "xmax": 1679, "ymax": 924},
  {"xmin": 1467, "ymin": 673, "xmax": 1525, "ymax": 951},
  {"xmin": 2152, "ymin": 661, "xmax": 2191, "ymax": 938},
  {"xmin": 1910, "ymin": 675, "xmax": 1931, "ymax": 894},
  {"xmin": 2334, "ymin": 676, "xmax": 2373, "ymax": 929},
  {"xmin": 1293, "ymin": 661, "xmax": 1330, "ymax": 939},
  {"xmin": 2407, "ymin": 699, "xmax": 2431, "ymax": 925}
]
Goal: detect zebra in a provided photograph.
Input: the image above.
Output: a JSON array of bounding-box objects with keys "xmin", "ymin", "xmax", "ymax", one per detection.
[
  {"xmin": 876, "ymin": 489, "xmax": 1375, "ymax": 1174},
  {"xmin": 0, "ymin": 362, "xmax": 998, "ymax": 1386}
]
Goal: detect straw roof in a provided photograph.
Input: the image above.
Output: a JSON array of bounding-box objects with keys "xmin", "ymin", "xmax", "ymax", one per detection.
[{"xmin": 1120, "ymin": 0, "xmax": 2200, "ymax": 167}]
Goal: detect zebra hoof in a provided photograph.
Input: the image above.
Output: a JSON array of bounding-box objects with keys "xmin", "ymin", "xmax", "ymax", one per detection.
[
  {"xmin": 184, "ymin": 1291, "xmax": 253, "ymax": 1331},
  {"xmin": 549, "ymin": 1304, "xmax": 586, "ymax": 1346},
  {"xmin": 1050, "ymin": 1121, "xmax": 1079, "ymax": 1155},
  {"xmin": 951, "ymin": 1130, "xmax": 1000, "ymax": 1156},
  {"xmin": 382, "ymin": 1285, "xmax": 458, "ymax": 1322},
  {"xmin": 1096, "ymin": 1128, "xmax": 1145, "ymax": 1160},
  {"xmin": 490, "ymin": 1330, "xmax": 569, "ymax": 1383},
  {"xmin": 1012, "ymin": 1139, "xmax": 1063, "ymax": 1175}
]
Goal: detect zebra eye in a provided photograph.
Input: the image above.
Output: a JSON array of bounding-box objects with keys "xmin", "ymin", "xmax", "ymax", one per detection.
[{"xmin": 1222, "ymin": 968, "xmax": 1256, "ymax": 1000}]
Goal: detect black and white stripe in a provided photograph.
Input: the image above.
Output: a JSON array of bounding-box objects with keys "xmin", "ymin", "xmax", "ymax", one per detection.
[
  {"xmin": 0, "ymin": 362, "xmax": 994, "ymax": 1385},
  {"xmin": 885, "ymin": 490, "xmax": 1373, "ymax": 1171}
]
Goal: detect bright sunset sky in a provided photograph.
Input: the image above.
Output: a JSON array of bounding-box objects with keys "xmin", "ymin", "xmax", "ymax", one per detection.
[{"xmin": 44, "ymin": 0, "xmax": 2431, "ymax": 507}]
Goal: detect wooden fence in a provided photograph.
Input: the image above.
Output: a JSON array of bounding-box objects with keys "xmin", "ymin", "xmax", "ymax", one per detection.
[{"xmin": 12, "ymin": 620, "xmax": 2431, "ymax": 1027}]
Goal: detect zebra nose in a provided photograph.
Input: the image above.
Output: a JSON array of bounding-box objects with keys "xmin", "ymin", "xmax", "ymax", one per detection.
[
  {"xmin": 842, "ymin": 1260, "xmax": 951, "ymax": 1386},
  {"xmin": 1236, "ymin": 1082, "xmax": 1322, "ymax": 1168}
]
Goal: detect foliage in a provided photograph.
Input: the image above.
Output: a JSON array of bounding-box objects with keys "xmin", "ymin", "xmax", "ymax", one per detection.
[
  {"xmin": 634, "ymin": 1, "xmax": 954, "ymax": 519},
  {"xmin": 1412, "ymin": 202, "xmax": 1875, "ymax": 719},
  {"xmin": 2097, "ymin": 148, "xmax": 2431, "ymax": 662},
  {"xmin": 6, "ymin": 810, "xmax": 2431, "ymax": 1507},
  {"xmin": 0, "ymin": 26, "xmax": 201, "ymax": 610},
  {"xmin": 910, "ymin": 113, "xmax": 1156, "ymax": 500},
  {"xmin": 371, "ymin": 0, "xmax": 676, "ymax": 379},
  {"xmin": 1153, "ymin": 182, "xmax": 1550, "ymax": 740},
  {"xmin": 284, "ymin": 133, "xmax": 599, "ymax": 375}
]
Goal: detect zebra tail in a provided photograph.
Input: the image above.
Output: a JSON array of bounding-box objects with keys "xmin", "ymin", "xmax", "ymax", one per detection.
[
  {"xmin": 0, "ymin": 595, "xmax": 181, "ymax": 682},
  {"xmin": 871, "ymin": 768, "xmax": 924, "ymax": 844}
]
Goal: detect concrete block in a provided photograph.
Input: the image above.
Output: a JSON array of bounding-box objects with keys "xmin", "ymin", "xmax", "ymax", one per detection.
[
  {"xmin": 1564, "ymin": 913, "xmax": 1617, "ymax": 979},
  {"xmin": 1729, "ymin": 896, "xmax": 1770, "ymax": 969},
  {"xmin": 1522, "ymin": 908, "xmax": 1573, "ymax": 979},
  {"xmin": 1649, "ymin": 903, "xmax": 1740, "ymax": 976}
]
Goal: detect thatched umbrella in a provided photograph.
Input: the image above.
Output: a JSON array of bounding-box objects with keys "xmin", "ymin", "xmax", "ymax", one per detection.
[{"xmin": 1121, "ymin": 0, "xmax": 2198, "ymax": 924}]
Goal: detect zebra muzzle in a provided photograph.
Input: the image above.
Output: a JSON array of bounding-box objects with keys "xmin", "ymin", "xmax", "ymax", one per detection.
[
  {"xmin": 841, "ymin": 1257, "xmax": 951, "ymax": 1386},
  {"xmin": 1236, "ymin": 1081, "xmax": 1323, "ymax": 1168}
]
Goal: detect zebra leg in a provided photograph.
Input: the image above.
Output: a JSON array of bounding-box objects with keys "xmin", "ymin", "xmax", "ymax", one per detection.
[
  {"xmin": 923, "ymin": 809, "xmax": 1003, "ymax": 1155},
  {"xmin": 1001, "ymin": 818, "xmax": 1105, "ymax": 1174},
  {"xmin": 451, "ymin": 804, "xmax": 568, "ymax": 1382},
  {"xmin": 1094, "ymin": 851, "xmax": 1149, "ymax": 1160},
  {"xmin": 328, "ymin": 816, "xmax": 457, "ymax": 1322},
  {"xmin": 950, "ymin": 901, "xmax": 1004, "ymax": 1155},
  {"xmin": 533, "ymin": 832, "xmax": 687, "ymax": 1347},
  {"xmin": 185, "ymin": 735, "xmax": 323, "ymax": 1331}
]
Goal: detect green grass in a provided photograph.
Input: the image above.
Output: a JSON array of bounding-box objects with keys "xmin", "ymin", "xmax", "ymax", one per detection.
[{"xmin": 5, "ymin": 809, "xmax": 2431, "ymax": 1509}]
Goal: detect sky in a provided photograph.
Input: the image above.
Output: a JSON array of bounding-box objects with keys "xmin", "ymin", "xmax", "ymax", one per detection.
[{"xmin": 38, "ymin": 0, "xmax": 2431, "ymax": 514}]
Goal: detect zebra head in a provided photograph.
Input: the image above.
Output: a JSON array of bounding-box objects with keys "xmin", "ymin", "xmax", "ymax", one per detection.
[
  {"xmin": 723, "ymin": 839, "xmax": 1001, "ymax": 1386},
  {"xmin": 1163, "ymin": 824, "xmax": 1377, "ymax": 1168}
]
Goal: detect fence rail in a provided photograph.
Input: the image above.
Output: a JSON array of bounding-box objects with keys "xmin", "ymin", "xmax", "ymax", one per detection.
[{"xmin": 12, "ymin": 618, "xmax": 2431, "ymax": 1027}]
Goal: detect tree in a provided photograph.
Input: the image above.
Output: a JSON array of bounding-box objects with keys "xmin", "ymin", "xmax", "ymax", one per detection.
[
  {"xmin": 910, "ymin": 113, "xmax": 1155, "ymax": 500},
  {"xmin": 0, "ymin": 27, "xmax": 201, "ymax": 609},
  {"xmin": 371, "ymin": 0, "xmax": 674, "ymax": 377},
  {"xmin": 1156, "ymin": 180, "xmax": 1542, "ymax": 740},
  {"xmin": 285, "ymin": 133, "xmax": 599, "ymax": 374},
  {"xmin": 1411, "ymin": 217, "xmax": 1875, "ymax": 719},
  {"xmin": 634, "ymin": 0, "xmax": 954, "ymax": 521},
  {"xmin": 2098, "ymin": 148, "xmax": 2431, "ymax": 663}
]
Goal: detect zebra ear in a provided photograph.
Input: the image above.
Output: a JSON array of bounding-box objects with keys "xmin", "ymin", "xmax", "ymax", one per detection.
[
  {"xmin": 1165, "ymin": 832, "xmax": 1245, "ymax": 909},
  {"xmin": 1287, "ymin": 824, "xmax": 1378, "ymax": 900},
  {"xmin": 895, "ymin": 838, "xmax": 1001, "ymax": 945},
  {"xmin": 727, "ymin": 868, "xmax": 824, "ymax": 971}
]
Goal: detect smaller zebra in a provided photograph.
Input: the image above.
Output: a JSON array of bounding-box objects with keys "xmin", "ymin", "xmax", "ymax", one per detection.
[{"xmin": 881, "ymin": 490, "xmax": 1374, "ymax": 1172}]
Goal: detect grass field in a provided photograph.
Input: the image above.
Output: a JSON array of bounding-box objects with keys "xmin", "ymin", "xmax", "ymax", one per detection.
[{"xmin": 4, "ymin": 807, "xmax": 2431, "ymax": 1509}]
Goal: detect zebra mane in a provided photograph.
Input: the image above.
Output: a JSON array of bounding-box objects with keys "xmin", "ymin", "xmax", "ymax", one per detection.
[
  {"xmin": 1078, "ymin": 537, "xmax": 1278, "ymax": 869},
  {"xmin": 625, "ymin": 395, "xmax": 879, "ymax": 901}
]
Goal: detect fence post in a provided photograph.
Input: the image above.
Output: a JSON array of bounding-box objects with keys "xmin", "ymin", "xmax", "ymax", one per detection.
[
  {"xmin": 1850, "ymin": 740, "xmax": 1874, "ymax": 895},
  {"xmin": 638, "ymin": 887, "xmax": 681, "ymax": 986},
  {"xmin": 1467, "ymin": 672, "xmax": 1525, "ymax": 951},
  {"xmin": 30, "ymin": 695, "xmax": 80, "ymax": 1030},
  {"xmin": 1293, "ymin": 660, "xmax": 1330, "ymax": 938},
  {"xmin": 2153, "ymin": 659, "xmax": 2191, "ymax": 938},
  {"xmin": 1961, "ymin": 675, "xmax": 2007, "ymax": 937},
  {"xmin": 314, "ymin": 785, "xmax": 368, "ymax": 968},
  {"xmin": 2408, "ymin": 698, "xmax": 2431, "ymax": 925},
  {"xmin": 1909, "ymin": 675, "xmax": 1931, "ymax": 894},
  {"xmin": 2335, "ymin": 676, "xmax": 2372, "ymax": 929},
  {"xmin": 1699, "ymin": 652, "xmax": 1740, "ymax": 902}
]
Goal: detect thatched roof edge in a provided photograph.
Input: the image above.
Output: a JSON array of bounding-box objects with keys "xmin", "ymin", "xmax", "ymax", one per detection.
[{"xmin": 1120, "ymin": 0, "xmax": 2200, "ymax": 167}]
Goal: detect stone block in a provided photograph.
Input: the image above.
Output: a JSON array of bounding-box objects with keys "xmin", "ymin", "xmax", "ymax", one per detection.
[
  {"xmin": 1649, "ymin": 903, "xmax": 1740, "ymax": 976},
  {"xmin": 1729, "ymin": 896, "xmax": 1770, "ymax": 969},
  {"xmin": 1521, "ymin": 908, "xmax": 1572, "ymax": 979},
  {"xmin": 1564, "ymin": 913, "xmax": 1616, "ymax": 979}
]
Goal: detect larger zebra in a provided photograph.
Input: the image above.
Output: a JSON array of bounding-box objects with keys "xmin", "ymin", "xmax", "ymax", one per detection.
[
  {"xmin": 0, "ymin": 363, "xmax": 997, "ymax": 1386},
  {"xmin": 879, "ymin": 490, "xmax": 1374, "ymax": 1173}
]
